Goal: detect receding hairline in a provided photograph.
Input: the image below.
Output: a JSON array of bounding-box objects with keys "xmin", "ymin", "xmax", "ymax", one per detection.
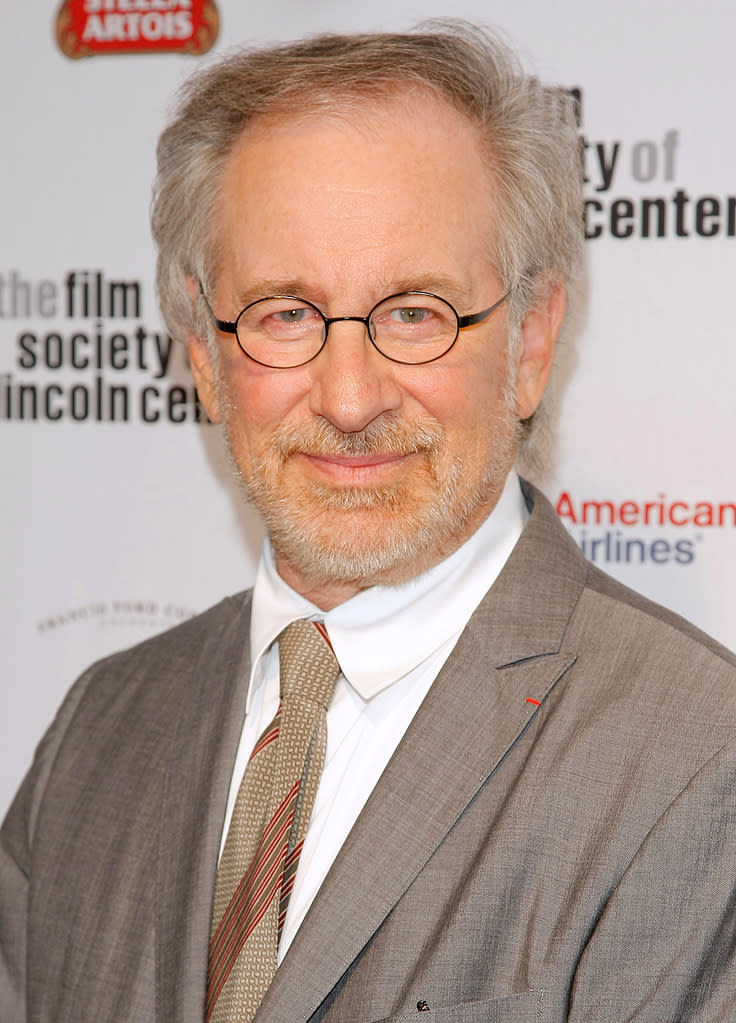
[{"xmin": 176, "ymin": 22, "xmax": 526, "ymax": 119}]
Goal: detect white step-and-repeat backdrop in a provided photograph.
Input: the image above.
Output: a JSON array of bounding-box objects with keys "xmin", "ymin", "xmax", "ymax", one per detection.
[{"xmin": 3, "ymin": 1, "xmax": 734, "ymax": 815}]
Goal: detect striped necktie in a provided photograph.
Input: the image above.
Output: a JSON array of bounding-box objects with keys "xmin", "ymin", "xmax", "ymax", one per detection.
[{"xmin": 206, "ymin": 619, "xmax": 340, "ymax": 1023}]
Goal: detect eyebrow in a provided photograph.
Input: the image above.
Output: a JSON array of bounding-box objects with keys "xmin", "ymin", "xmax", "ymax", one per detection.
[
  {"xmin": 230, "ymin": 279, "xmax": 313, "ymax": 309},
  {"xmin": 386, "ymin": 274, "xmax": 477, "ymax": 308},
  {"xmin": 229, "ymin": 272, "xmax": 478, "ymax": 313}
]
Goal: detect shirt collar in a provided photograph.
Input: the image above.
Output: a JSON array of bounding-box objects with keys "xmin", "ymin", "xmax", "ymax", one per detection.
[{"xmin": 249, "ymin": 471, "xmax": 527, "ymax": 705}]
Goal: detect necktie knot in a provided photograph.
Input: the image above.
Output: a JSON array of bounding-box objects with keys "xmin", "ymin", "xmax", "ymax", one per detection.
[{"xmin": 278, "ymin": 619, "xmax": 340, "ymax": 707}]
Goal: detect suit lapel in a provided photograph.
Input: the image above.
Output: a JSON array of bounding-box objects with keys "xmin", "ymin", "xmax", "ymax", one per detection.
[
  {"xmin": 155, "ymin": 592, "xmax": 253, "ymax": 1023},
  {"xmin": 256, "ymin": 486, "xmax": 586, "ymax": 1023}
]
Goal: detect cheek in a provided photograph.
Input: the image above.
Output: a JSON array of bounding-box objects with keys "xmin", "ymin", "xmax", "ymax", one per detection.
[
  {"xmin": 224, "ymin": 357, "xmax": 310, "ymax": 430},
  {"xmin": 402, "ymin": 355, "xmax": 507, "ymax": 435}
]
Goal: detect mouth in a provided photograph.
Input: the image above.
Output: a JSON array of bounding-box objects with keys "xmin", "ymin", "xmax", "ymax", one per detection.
[
  {"xmin": 296, "ymin": 450, "xmax": 417, "ymax": 485},
  {"xmin": 271, "ymin": 413, "xmax": 443, "ymax": 490}
]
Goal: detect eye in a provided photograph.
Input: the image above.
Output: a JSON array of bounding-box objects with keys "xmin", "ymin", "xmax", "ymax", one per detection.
[
  {"xmin": 389, "ymin": 305, "xmax": 433, "ymax": 325},
  {"xmin": 372, "ymin": 295, "xmax": 453, "ymax": 340},
  {"xmin": 241, "ymin": 298, "xmax": 324, "ymax": 338},
  {"xmin": 275, "ymin": 307, "xmax": 312, "ymax": 324}
]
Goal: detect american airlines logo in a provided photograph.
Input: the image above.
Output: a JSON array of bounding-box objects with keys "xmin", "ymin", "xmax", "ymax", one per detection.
[{"xmin": 555, "ymin": 491, "xmax": 735, "ymax": 566}]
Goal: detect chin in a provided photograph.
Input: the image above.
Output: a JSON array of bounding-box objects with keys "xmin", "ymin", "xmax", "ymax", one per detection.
[
  {"xmin": 255, "ymin": 470, "xmax": 502, "ymax": 591},
  {"xmin": 222, "ymin": 400, "xmax": 521, "ymax": 592}
]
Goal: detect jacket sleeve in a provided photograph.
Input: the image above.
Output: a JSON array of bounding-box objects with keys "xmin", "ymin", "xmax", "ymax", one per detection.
[
  {"xmin": 0, "ymin": 669, "xmax": 96, "ymax": 1023},
  {"xmin": 0, "ymin": 777, "xmax": 31, "ymax": 1023},
  {"xmin": 569, "ymin": 738, "xmax": 736, "ymax": 1022}
]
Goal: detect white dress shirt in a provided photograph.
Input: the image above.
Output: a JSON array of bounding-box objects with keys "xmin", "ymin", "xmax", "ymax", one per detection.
[{"xmin": 219, "ymin": 471, "xmax": 527, "ymax": 960}]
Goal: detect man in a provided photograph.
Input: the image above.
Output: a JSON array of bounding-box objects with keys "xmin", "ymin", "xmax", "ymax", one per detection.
[{"xmin": 2, "ymin": 22, "xmax": 735, "ymax": 1023}]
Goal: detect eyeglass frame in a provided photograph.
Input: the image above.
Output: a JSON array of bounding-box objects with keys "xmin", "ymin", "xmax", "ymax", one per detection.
[{"xmin": 198, "ymin": 284, "xmax": 513, "ymax": 368}]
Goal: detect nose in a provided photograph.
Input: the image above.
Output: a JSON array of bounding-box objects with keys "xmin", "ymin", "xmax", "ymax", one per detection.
[{"xmin": 307, "ymin": 319, "xmax": 403, "ymax": 433}]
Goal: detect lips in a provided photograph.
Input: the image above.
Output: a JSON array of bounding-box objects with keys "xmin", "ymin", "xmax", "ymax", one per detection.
[
  {"xmin": 297, "ymin": 449, "xmax": 415, "ymax": 484},
  {"xmin": 307, "ymin": 452, "xmax": 408, "ymax": 467}
]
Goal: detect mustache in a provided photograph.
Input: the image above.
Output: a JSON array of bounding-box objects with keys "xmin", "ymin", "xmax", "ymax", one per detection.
[{"xmin": 274, "ymin": 414, "xmax": 444, "ymax": 458}]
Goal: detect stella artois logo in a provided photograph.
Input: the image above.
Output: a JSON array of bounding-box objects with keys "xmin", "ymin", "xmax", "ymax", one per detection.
[{"xmin": 55, "ymin": 0, "xmax": 219, "ymax": 59}]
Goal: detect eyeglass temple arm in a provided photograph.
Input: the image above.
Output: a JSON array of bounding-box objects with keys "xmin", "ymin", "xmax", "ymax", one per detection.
[
  {"xmin": 457, "ymin": 288, "xmax": 512, "ymax": 329},
  {"xmin": 199, "ymin": 284, "xmax": 238, "ymax": 335}
]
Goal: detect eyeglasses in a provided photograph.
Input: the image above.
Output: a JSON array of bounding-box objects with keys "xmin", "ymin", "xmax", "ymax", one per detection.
[{"xmin": 200, "ymin": 287, "xmax": 512, "ymax": 368}]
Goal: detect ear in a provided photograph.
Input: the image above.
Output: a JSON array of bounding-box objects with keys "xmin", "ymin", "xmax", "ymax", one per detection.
[
  {"xmin": 188, "ymin": 335, "xmax": 222, "ymax": 424},
  {"xmin": 184, "ymin": 274, "xmax": 222, "ymax": 424},
  {"xmin": 516, "ymin": 280, "xmax": 566, "ymax": 421}
]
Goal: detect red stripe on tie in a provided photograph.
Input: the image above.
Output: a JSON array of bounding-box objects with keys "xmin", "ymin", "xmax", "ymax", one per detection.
[
  {"xmin": 207, "ymin": 780, "xmax": 301, "ymax": 993},
  {"xmin": 209, "ymin": 782, "xmax": 300, "ymax": 956},
  {"xmin": 313, "ymin": 620, "xmax": 333, "ymax": 650},
  {"xmin": 205, "ymin": 839, "xmax": 289, "ymax": 1019},
  {"xmin": 249, "ymin": 720, "xmax": 280, "ymax": 761},
  {"xmin": 526, "ymin": 697, "xmax": 541, "ymax": 706}
]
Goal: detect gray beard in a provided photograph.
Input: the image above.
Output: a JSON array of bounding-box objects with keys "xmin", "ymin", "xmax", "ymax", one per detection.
[{"xmin": 221, "ymin": 401, "xmax": 521, "ymax": 593}]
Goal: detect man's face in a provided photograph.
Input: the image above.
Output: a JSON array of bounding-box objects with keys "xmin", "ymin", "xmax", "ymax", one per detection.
[{"xmin": 190, "ymin": 91, "xmax": 560, "ymax": 609}]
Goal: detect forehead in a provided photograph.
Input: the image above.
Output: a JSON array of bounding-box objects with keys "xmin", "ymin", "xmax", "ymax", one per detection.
[{"xmin": 215, "ymin": 90, "xmax": 498, "ymax": 300}]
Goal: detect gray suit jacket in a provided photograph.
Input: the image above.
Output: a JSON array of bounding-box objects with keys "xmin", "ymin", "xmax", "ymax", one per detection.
[{"xmin": 2, "ymin": 486, "xmax": 736, "ymax": 1022}]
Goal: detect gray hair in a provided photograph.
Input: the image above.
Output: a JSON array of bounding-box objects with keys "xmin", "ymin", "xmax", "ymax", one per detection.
[{"xmin": 152, "ymin": 20, "xmax": 583, "ymax": 370}]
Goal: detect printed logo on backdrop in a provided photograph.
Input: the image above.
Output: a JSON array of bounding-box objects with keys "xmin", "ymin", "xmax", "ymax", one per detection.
[
  {"xmin": 37, "ymin": 600, "xmax": 197, "ymax": 635},
  {"xmin": 569, "ymin": 88, "xmax": 736, "ymax": 241},
  {"xmin": 55, "ymin": 0, "xmax": 219, "ymax": 59},
  {"xmin": 556, "ymin": 490, "xmax": 735, "ymax": 567},
  {"xmin": 0, "ymin": 269, "xmax": 211, "ymax": 424}
]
